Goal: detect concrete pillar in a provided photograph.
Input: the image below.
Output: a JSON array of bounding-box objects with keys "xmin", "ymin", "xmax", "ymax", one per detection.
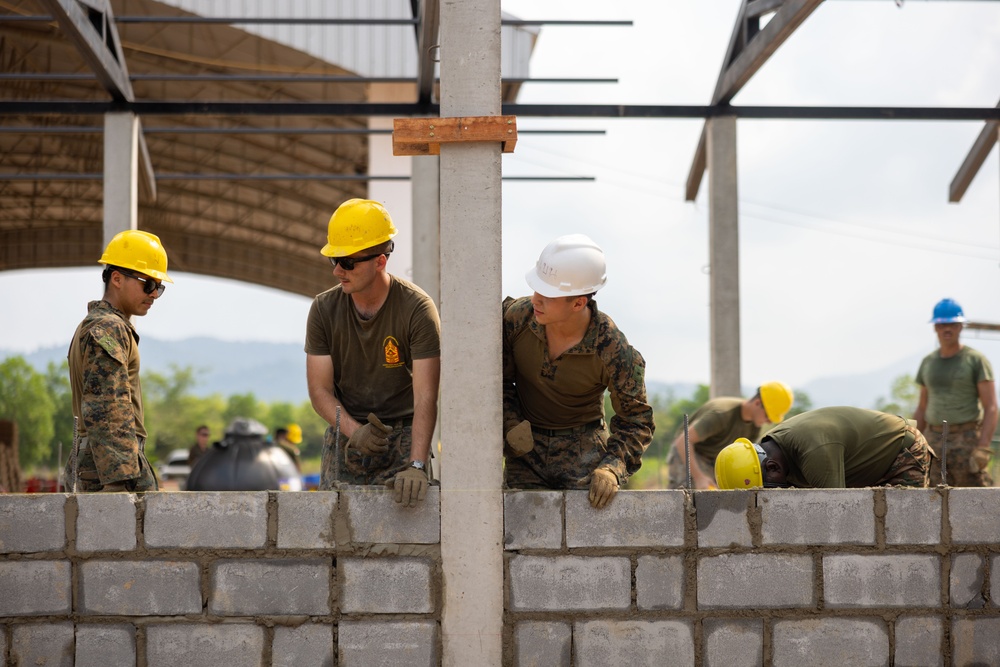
[
  {"xmin": 411, "ymin": 155, "xmax": 442, "ymax": 479},
  {"xmin": 103, "ymin": 112, "xmax": 139, "ymax": 242},
  {"xmin": 707, "ymin": 116, "xmax": 741, "ymax": 398},
  {"xmin": 438, "ymin": 0, "xmax": 503, "ymax": 664}
]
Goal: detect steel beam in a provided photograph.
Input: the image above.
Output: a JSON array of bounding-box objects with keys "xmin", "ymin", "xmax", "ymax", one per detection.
[{"xmin": 949, "ymin": 100, "xmax": 1000, "ymax": 203}]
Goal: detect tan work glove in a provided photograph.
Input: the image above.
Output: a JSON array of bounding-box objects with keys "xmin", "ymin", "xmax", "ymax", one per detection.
[
  {"xmin": 505, "ymin": 419, "xmax": 534, "ymax": 457},
  {"xmin": 971, "ymin": 447, "xmax": 992, "ymax": 473},
  {"xmin": 347, "ymin": 413, "xmax": 393, "ymax": 456},
  {"xmin": 588, "ymin": 467, "xmax": 619, "ymax": 509},
  {"xmin": 388, "ymin": 466, "xmax": 429, "ymax": 507}
]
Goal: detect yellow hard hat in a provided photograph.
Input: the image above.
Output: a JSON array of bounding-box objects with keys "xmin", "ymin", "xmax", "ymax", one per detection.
[
  {"xmin": 286, "ymin": 423, "xmax": 303, "ymax": 444},
  {"xmin": 715, "ymin": 438, "xmax": 764, "ymax": 490},
  {"xmin": 321, "ymin": 199, "xmax": 398, "ymax": 257},
  {"xmin": 759, "ymin": 381, "xmax": 793, "ymax": 423},
  {"xmin": 98, "ymin": 230, "xmax": 173, "ymax": 283}
]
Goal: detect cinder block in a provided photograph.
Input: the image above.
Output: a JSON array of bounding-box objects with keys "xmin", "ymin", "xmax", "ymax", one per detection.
[
  {"xmin": 704, "ymin": 618, "xmax": 762, "ymax": 667},
  {"xmin": 823, "ymin": 555, "xmax": 939, "ymax": 608},
  {"xmin": 144, "ymin": 492, "xmax": 268, "ymax": 549},
  {"xmin": 698, "ymin": 554, "xmax": 813, "ymax": 609},
  {"xmin": 950, "ymin": 553, "xmax": 985, "ymax": 608},
  {"xmin": 566, "ymin": 490, "xmax": 684, "ymax": 547},
  {"xmin": 210, "ymin": 559, "xmax": 330, "ymax": 616},
  {"xmin": 772, "ymin": 618, "xmax": 888, "ymax": 667},
  {"xmin": 75, "ymin": 493, "xmax": 137, "ymax": 552},
  {"xmin": 760, "ymin": 490, "xmax": 875, "ymax": 545},
  {"xmin": 146, "ymin": 624, "xmax": 264, "ymax": 667},
  {"xmin": 0, "ymin": 626, "xmax": 6, "ymax": 667},
  {"xmin": 949, "ymin": 489, "xmax": 1000, "ymax": 544},
  {"xmin": 573, "ymin": 620, "xmax": 694, "ymax": 667},
  {"xmin": 884, "ymin": 488, "xmax": 941, "ymax": 545},
  {"xmin": 11, "ymin": 622, "xmax": 74, "ymax": 667},
  {"xmin": 0, "ymin": 560, "xmax": 71, "ymax": 616},
  {"xmin": 697, "ymin": 491, "xmax": 753, "ymax": 548},
  {"xmin": 509, "ymin": 556, "xmax": 631, "ymax": 612},
  {"xmin": 340, "ymin": 557, "xmax": 432, "ymax": 614},
  {"xmin": 635, "ymin": 555, "xmax": 684, "ymax": 610},
  {"xmin": 338, "ymin": 620, "xmax": 437, "ymax": 666},
  {"xmin": 277, "ymin": 492, "xmax": 338, "ymax": 549},
  {"xmin": 0, "ymin": 494, "xmax": 66, "ymax": 553},
  {"xmin": 952, "ymin": 617, "xmax": 1000, "ymax": 666},
  {"xmin": 895, "ymin": 616, "xmax": 942, "ymax": 667},
  {"xmin": 76, "ymin": 624, "xmax": 136, "ymax": 667},
  {"xmin": 992, "ymin": 555, "xmax": 1000, "ymax": 605},
  {"xmin": 504, "ymin": 491, "xmax": 562, "ymax": 550},
  {"xmin": 80, "ymin": 560, "xmax": 201, "ymax": 615},
  {"xmin": 272, "ymin": 624, "xmax": 334, "ymax": 667},
  {"xmin": 515, "ymin": 621, "xmax": 571, "ymax": 667},
  {"xmin": 343, "ymin": 486, "xmax": 439, "ymax": 544}
]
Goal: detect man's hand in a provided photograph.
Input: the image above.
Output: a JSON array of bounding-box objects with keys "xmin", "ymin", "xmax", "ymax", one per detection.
[
  {"xmin": 388, "ymin": 466, "xmax": 429, "ymax": 507},
  {"xmin": 505, "ymin": 419, "xmax": 534, "ymax": 457},
  {"xmin": 347, "ymin": 413, "xmax": 393, "ymax": 456},
  {"xmin": 588, "ymin": 467, "xmax": 619, "ymax": 509}
]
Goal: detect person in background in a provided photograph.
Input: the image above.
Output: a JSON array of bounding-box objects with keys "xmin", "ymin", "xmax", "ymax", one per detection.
[
  {"xmin": 503, "ymin": 234, "xmax": 654, "ymax": 509},
  {"xmin": 67, "ymin": 230, "xmax": 172, "ymax": 492},
  {"xmin": 666, "ymin": 382, "xmax": 793, "ymax": 490},
  {"xmin": 305, "ymin": 199, "xmax": 441, "ymax": 507},
  {"xmin": 188, "ymin": 425, "xmax": 211, "ymax": 469},
  {"xmin": 914, "ymin": 298, "xmax": 997, "ymax": 486},
  {"xmin": 275, "ymin": 424, "xmax": 303, "ymax": 472}
]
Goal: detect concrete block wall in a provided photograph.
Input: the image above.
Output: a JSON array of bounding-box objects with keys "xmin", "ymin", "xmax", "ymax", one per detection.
[
  {"xmin": 3, "ymin": 487, "xmax": 1000, "ymax": 666},
  {"xmin": 0, "ymin": 488, "xmax": 441, "ymax": 667},
  {"xmin": 504, "ymin": 488, "xmax": 1000, "ymax": 667}
]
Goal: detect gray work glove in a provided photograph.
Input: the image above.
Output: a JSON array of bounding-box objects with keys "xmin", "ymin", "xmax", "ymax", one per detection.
[
  {"xmin": 588, "ymin": 467, "xmax": 619, "ymax": 509},
  {"xmin": 347, "ymin": 413, "xmax": 393, "ymax": 456},
  {"xmin": 505, "ymin": 419, "xmax": 534, "ymax": 457},
  {"xmin": 387, "ymin": 466, "xmax": 429, "ymax": 507}
]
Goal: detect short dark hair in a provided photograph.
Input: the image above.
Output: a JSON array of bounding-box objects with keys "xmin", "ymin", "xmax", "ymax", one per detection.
[{"xmin": 275, "ymin": 427, "xmax": 289, "ymax": 438}]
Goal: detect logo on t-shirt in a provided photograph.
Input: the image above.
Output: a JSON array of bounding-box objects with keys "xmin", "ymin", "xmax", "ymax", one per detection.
[{"xmin": 383, "ymin": 336, "xmax": 404, "ymax": 368}]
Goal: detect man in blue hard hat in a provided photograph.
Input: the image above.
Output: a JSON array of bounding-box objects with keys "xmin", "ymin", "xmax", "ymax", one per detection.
[{"xmin": 914, "ymin": 298, "xmax": 997, "ymax": 486}]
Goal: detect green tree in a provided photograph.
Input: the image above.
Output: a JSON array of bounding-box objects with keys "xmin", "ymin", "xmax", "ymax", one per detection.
[
  {"xmin": 44, "ymin": 360, "xmax": 74, "ymax": 468},
  {"xmin": 0, "ymin": 356, "xmax": 56, "ymax": 469},
  {"xmin": 873, "ymin": 374, "xmax": 919, "ymax": 416},
  {"xmin": 143, "ymin": 365, "xmax": 226, "ymax": 461},
  {"xmin": 787, "ymin": 389, "xmax": 813, "ymax": 419},
  {"xmin": 223, "ymin": 392, "xmax": 266, "ymax": 426}
]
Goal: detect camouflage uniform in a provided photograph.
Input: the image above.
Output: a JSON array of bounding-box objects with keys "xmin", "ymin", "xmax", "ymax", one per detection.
[
  {"xmin": 926, "ymin": 424, "xmax": 992, "ymax": 487},
  {"xmin": 67, "ymin": 300, "xmax": 157, "ymax": 492},
  {"xmin": 502, "ymin": 296, "xmax": 653, "ymax": 488},
  {"xmin": 320, "ymin": 421, "xmax": 414, "ymax": 488},
  {"xmin": 874, "ymin": 423, "xmax": 933, "ymax": 488}
]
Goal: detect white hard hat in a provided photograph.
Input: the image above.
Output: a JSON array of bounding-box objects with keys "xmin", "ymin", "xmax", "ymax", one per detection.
[{"xmin": 525, "ymin": 234, "xmax": 607, "ymax": 298}]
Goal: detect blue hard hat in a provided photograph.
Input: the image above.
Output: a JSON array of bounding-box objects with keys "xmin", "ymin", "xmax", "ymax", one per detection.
[{"xmin": 930, "ymin": 298, "xmax": 966, "ymax": 324}]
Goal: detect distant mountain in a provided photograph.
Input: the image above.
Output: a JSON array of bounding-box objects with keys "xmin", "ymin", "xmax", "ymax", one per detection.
[
  {"xmin": 6, "ymin": 337, "xmax": 309, "ymax": 403},
  {"xmin": 3, "ymin": 338, "xmax": 924, "ymax": 409}
]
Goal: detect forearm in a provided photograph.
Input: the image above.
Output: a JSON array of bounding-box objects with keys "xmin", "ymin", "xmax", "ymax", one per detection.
[
  {"xmin": 409, "ymin": 397, "xmax": 436, "ymax": 464},
  {"xmin": 980, "ymin": 405, "xmax": 998, "ymax": 448},
  {"xmin": 604, "ymin": 412, "xmax": 654, "ymax": 478}
]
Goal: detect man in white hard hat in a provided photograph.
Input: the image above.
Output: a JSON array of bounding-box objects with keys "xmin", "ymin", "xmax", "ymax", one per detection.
[
  {"xmin": 667, "ymin": 382, "xmax": 794, "ymax": 490},
  {"xmin": 914, "ymin": 298, "xmax": 997, "ymax": 486},
  {"xmin": 502, "ymin": 234, "xmax": 654, "ymax": 509}
]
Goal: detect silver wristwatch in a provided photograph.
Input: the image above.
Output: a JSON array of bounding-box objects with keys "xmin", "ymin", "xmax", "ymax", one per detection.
[{"xmin": 409, "ymin": 460, "xmax": 426, "ymax": 471}]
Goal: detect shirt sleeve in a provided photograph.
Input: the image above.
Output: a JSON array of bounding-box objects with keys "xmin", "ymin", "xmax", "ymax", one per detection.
[
  {"xmin": 501, "ymin": 297, "xmax": 526, "ymax": 433},
  {"xmin": 408, "ymin": 293, "xmax": 442, "ymax": 360},
  {"xmin": 80, "ymin": 324, "xmax": 141, "ymax": 484},
  {"xmin": 600, "ymin": 338, "xmax": 655, "ymax": 482},
  {"xmin": 304, "ymin": 297, "xmax": 331, "ymax": 356}
]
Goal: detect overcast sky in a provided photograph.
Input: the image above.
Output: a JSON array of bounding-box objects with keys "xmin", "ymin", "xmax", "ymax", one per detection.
[{"xmin": 2, "ymin": 0, "xmax": 999, "ymax": 396}]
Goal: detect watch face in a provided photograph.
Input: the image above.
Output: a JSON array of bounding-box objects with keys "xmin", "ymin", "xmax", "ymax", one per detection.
[{"xmin": 410, "ymin": 460, "xmax": 425, "ymax": 470}]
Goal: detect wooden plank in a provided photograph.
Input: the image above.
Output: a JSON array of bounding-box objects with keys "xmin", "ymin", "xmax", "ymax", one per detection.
[
  {"xmin": 949, "ymin": 104, "xmax": 999, "ymax": 203},
  {"xmin": 392, "ymin": 115, "xmax": 517, "ymax": 155}
]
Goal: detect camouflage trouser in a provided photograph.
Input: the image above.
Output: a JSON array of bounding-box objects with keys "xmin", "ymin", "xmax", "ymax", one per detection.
[
  {"xmin": 320, "ymin": 420, "xmax": 413, "ymax": 489},
  {"xmin": 926, "ymin": 423, "xmax": 993, "ymax": 487},
  {"xmin": 666, "ymin": 445, "xmax": 716, "ymax": 490},
  {"xmin": 875, "ymin": 424, "xmax": 932, "ymax": 488},
  {"xmin": 504, "ymin": 426, "xmax": 608, "ymax": 489},
  {"xmin": 67, "ymin": 439, "xmax": 158, "ymax": 492}
]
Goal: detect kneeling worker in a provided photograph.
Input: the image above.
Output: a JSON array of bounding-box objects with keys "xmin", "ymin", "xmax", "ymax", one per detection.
[
  {"xmin": 715, "ymin": 406, "xmax": 932, "ymax": 489},
  {"xmin": 503, "ymin": 234, "xmax": 654, "ymax": 509}
]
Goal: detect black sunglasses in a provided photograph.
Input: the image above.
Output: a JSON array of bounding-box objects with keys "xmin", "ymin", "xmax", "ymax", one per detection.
[
  {"xmin": 328, "ymin": 253, "xmax": 382, "ymax": 271},
  {"xmin": 118, "ymin": 269, "xmax": 166, "ymax": 297}
]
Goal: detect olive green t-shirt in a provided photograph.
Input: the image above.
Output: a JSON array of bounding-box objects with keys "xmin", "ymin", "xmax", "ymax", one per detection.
[
  {"xmin": 764, "ymin": 407, "xmax": 908, "ymax": 488},
  {"xmin": 304, "ymin": 276, "xmax": 441, "ymax": 422},
  {"xmin": 679, "ymin": 397, "xmax": 760, "ymax": 462},
  {"xmin": 915, "ymin": 346, "xmax": 994, "ymax": 425}
]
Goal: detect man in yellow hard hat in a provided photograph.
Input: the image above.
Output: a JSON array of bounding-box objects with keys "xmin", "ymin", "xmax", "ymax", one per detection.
[
  {"xmin": 274, "ymin": 424, "xmax": 303, "ymax": 472},
  {"xmin": 67, "ymin": 230, "xmax": 173, "ymax": 492},
  {"xmin": 305, "ymin": 199, "xmax": 441, "ymax": 507},
  {"xmin": 715, "ymin": 406, "xmax": 932, "ymax": 490},
  {"xmin": 667, "ymin": 382, "xmax": 793, "ymax": 490},
  {"xmin": 503, "ymin": 234, "xmax": 654, "ymax": 509}
]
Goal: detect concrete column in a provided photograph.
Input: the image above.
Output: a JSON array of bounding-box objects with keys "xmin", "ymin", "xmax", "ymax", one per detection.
[
  {"xmin": 411, "ymin": 155, "xmax": 442, "ymax": 479},
  {"xmin": 707, "ymin": 116, "xmax": 741, "ymax": 398},
  {"xmin": 438, "ymin": 0, "xmax": 503, "ymax": 664},
  {"xmin": 103, "ymin": 112, "xmax": 139, "ymax": 242}
]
